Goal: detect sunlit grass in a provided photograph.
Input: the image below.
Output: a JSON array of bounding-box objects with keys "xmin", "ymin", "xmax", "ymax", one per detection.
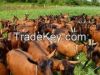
[{"xmin": 0, "ymin": 6, "xmax": 100, "ymax": 19}]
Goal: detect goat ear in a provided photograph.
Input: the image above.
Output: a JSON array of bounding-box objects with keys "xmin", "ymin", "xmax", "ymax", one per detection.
[
  {"xmin": 27, "ymin": 58, "xmax": 38, "ymax": 65},
  {"xmin": 13, "ymin": 16, "xmax": 17, "ymax": 18},
  {"xmin": 13, "ymin": 16, "xmax": 19, "ymax": 22},
  {"xmin": 59, "ymin": 64, "xmax": 64, "ymax": 70}
]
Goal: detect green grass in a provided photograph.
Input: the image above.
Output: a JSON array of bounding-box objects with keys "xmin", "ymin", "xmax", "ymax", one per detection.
[
  {"xmin": 0, "ymin": 5, "xmax": 100, "ymax": 19},
  {"xmin": 74, "ymin": 53, "xmax": 96, "ymax": 75},
  {"xmin": 0, "ymin": 4, "xmax": 100, "ymax": 75}
]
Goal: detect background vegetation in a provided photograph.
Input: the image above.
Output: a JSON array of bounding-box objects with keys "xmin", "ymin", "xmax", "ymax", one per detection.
[
  {"xmin": 0, "ymin": 6, "xmax": 100, "ymax": 19},
  {"xmin": 0, "ymin": 0, "xmax": 100, "ymax": 6}
]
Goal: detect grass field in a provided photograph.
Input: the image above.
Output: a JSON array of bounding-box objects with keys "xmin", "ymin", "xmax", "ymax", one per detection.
[
  {"xmin": 0, "ymin": 4, "xmax": 100, "ymax": 19},
  {"xmin": 0, "ymin": 3, "xmax": 100, "ymax": 75}
]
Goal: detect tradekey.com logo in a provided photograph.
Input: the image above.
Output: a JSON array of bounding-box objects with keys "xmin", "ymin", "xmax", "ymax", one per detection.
[{"xmin": 14, "ymin": 27, "xmax": 87, "ymax": 43}]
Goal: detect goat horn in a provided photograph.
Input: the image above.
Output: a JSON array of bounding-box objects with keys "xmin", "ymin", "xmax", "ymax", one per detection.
[
  {"xmin": 68, "ymin": 61, "xmax": 81, "ymax": 64},
  {"xmin": 47, "ymin": 50, "xmax": 56, "ymax": 59}
]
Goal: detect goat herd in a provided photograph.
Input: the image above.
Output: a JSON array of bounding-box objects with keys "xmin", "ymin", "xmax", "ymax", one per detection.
[{"xmin": 0, "ymin": 13, "xmax": 100, "ymax": 75}]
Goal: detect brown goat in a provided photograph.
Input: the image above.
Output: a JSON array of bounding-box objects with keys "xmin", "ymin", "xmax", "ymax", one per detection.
[
  {"xmin": 7, "ymin": 49, "xmax": 40, "ymax": 75},
  {"xmin": 0, "ymin": 62, "xmax": 9, "ymax": 75},
  {"xmin": 49, "ymin": 39, "xmax": 87, "ymax": 58},
  {"xmin": 91, "ymin": 45, "xmax": 100, "ymax": 73},
  {"xmin": 89, "ymin": 25, "xmax": 100, "ymax": 44},
  {"xmin": 7, "ymin": 49, "xmax": 54, "ymax": 75}
]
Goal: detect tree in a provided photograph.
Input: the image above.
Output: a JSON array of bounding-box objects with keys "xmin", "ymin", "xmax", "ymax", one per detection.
[
  {"xmin": 45, "ymin": 0, "xmax": 51, "ymax": 4},
  {"xmin": 25, "ymin": 0, "xmax": 28, "ymax": 2},
  {"xmin": 32, "ymin": 0, "xmax": 38, "ymax": 3},
  {"xmin": 37, "ymin": 0, "xmax": 45, "ymax": 4}
]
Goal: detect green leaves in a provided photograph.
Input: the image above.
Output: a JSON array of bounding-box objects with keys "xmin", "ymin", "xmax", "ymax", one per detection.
[{"xmin": 1, "ymin": 0, "xmax": 99, "ymax": 6}]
